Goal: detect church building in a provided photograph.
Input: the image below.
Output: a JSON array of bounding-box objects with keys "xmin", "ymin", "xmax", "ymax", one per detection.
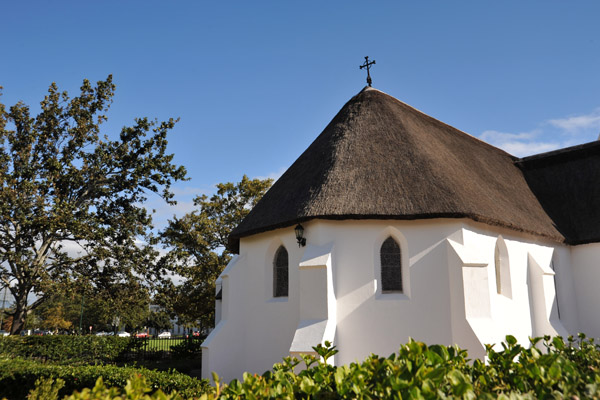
[{"xmin": 202, "ymin": 86, "xmax": 600, "ymax": 381}]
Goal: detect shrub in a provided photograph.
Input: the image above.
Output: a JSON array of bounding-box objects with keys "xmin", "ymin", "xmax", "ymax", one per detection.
[
  {"xmin": 0, "ymin": 358, "xmax": 210, "ymax": 399},
  {"xmin": 27, "ymin": 377, "xmax": 65, "ymax": 400},
  {"xmin": 471, "ymin": 334, "xmax": 600, "ymax": 399},
  {"xmin": 207, "ymin": 335, "xmax": 600, "ymax": 399},
  {"xmin": 13, "ymin": 335, "xmax": 600, "ymax": 399},
  {"xmin": 0, "ymin": 335, "xmax": 132, "ymax": 363},
  {"xmin": 49, "ymin": 375, "xmax": 185, "ymax": 400},
  {"xmin": 170, "ymin": 338, "xmax": 203, "ymax": 360}
]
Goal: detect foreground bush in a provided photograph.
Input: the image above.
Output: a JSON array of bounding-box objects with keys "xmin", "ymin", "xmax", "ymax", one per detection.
[
  {"xmin": 0, "ymin": 336, "xmax": 132, "ymax": 364},
  {"xmin": 29, "ymin": 376, "xmax": 188, "ymax": 400},
  {"xmin": 0, "ymin": 358, "xmax": 210, "ymax": 399},
  {"xmin": 15, "ymin": 334, "xmax": 600, "ymax": 399},
  {"xmin": 203, "ymin": 335, "xmax": 600, "ymax": 399}
]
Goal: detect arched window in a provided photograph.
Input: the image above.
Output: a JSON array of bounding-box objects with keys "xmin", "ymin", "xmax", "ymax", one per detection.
[
  {"xmin": 273, "ymin": 246, "xmax": 289, "ymax": 297},
  {"xmin": 381, "ymin": 237, "xmax": 402, "ymax": 292}
]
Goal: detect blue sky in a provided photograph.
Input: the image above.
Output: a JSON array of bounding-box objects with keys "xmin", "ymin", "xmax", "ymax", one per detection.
[{"xmin": 2, "ymin": 1, "xmax": 599, "ymax": 226}]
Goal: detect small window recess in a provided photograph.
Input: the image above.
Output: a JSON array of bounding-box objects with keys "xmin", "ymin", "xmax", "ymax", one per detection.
[
  {"xmin": 381, "ymin": 236, "xmax": 402, "ymax": 293},
  {"xmin": 273, "ymin": 245, "xmax": 289, "ymax": 297},
  {"xmin": 494, "ymin": 237, "xmax": 512, "ymax": 298}
]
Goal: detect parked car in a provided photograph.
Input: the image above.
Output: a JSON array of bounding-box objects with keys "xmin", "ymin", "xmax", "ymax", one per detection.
[
  {"xmin": 134, "ymin": 332, "xmax": 148, "ymax": 338},
  {"xmin": 0, "ymin": 330, "xmax": 9, "ymax": 336},
  {"xmin": 116, "ymin": 331, "xmax": 130, "ymax": 337},
  {"xmin": 158, "ymin": 331, "xmax": 171, "ymax": 338},
  {"xmin": 95, "ymin": 331, "xmax": 108, "ymax": 336}
]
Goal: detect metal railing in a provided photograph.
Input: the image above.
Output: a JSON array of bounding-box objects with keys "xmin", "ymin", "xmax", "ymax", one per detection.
[{"xmin": 122, "ymin": 335, "xmax": 203, "ymax": 361}]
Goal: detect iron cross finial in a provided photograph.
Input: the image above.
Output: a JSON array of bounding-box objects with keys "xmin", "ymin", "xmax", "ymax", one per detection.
[{"xmin": 359, "ymin": 56, "xmax": 376, "ymax": 87}]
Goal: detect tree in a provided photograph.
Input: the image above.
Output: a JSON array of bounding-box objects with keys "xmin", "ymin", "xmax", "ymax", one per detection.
[
  {"xmin": 0, "ymin": 76, "xmax": 187, "ymax": 334},
  {"xmin": 146, "ymin": 309, "xmax": 173, "ymax": 332},
  {"xmin": 159, "ymin": 176, "xmax": 272, "ymax": 330},
  {"xmin": 73, "ymin": 272, "xmax": 152, "ymax": 333},
  {"xmin": 30, "ymin": 279, "xmax": 151, "ymax": 334},
  {"xmin": 39, "ymin": 300, "xmax": 73, "ymax": 333}
]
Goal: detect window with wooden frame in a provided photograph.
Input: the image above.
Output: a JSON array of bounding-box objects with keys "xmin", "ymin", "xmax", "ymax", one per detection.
[
  {"xmin": 381, "ymin": 236, "xmax": 402, "ymax": 292},
  {"xmin": 273, "ymin": 245, "xmax": 289, "ymax": 297}
]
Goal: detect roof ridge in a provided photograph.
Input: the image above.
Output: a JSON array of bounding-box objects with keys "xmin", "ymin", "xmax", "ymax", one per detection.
[{"xmin": 364, "ymin": 87, "xmax": 518, "ymax": 160}]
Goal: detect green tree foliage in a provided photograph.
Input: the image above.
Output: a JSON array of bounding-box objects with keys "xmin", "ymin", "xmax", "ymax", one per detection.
[
  {"xmin": 32, "ymin": 281, "xmax": 151, "ymax": 333},
  {"xmin": 146, "ymin": 309, "xmax": 173, "ymax": 332},
  {"xmin": 80, "ymin": 280, "xmax": 151, "ymax": 332},
  {"xmin": 158, "ymin": 176, "xmax": 272, "ymax": 330},
  {"xmin": 39, "ymin": 299, "xmax": 74, "ymax": 333},
  {"xmin": 0, "ymin": 76, "xmax": 187, "ymax": 334}
]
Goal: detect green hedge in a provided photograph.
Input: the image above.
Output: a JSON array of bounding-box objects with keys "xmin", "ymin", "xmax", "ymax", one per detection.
[
  {"xmin": 12, "ymin": 334, "xmax": 600, "ymax": 399},
  {"xmin": 0, "ymin": 358, "xmax": 210, "ymax": 399},
  {"xmin": 0, "ymin": 336, "xmax": 132, "ymax": 363}
]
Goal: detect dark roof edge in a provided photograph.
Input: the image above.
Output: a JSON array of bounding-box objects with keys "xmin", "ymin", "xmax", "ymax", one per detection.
[
  {"xmin": 227, "ymin": 212, "xmax": 566, "ymax": 254},
  {"xmin": 516, "ymin": 140, "xmax": 600, "ymax": 168},
  {"xmin": 568, "ymin": 237, "xmax": 600, "ymax": 246}
]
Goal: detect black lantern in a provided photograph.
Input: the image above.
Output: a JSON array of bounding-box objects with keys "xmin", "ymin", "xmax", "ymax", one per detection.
[{"xmin": 294, "ymin": 224, "xmax": 306, "ymax": 247}]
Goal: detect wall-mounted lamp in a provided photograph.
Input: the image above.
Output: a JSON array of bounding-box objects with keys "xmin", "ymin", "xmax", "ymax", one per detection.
[{"xmin": 294, "ymin": 224, "xmax": 306, "ymax": 247}]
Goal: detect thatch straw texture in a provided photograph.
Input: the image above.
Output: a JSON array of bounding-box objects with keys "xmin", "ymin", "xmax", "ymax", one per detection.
[
  {"xmin": 518, "ymin": 142, "xmax": 600, "ymax": 245},
  {"xmin": 229, "ymin": 87, "xmax": 565, "ymax": 253}
]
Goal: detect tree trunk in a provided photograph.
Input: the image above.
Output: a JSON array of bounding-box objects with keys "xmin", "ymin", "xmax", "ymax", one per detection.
[{"xmin": 9, "ymin": 291, "xmax": 28, "ymax": 335}]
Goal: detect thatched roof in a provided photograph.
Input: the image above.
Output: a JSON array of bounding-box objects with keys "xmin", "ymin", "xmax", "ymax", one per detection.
[
  {"xmin": 228, "ymin": 87, "xmax": 565, "ymax": 253},
  {"xmin": 517, "ymin": 141, "xmax": 600, "ymax": 245}
]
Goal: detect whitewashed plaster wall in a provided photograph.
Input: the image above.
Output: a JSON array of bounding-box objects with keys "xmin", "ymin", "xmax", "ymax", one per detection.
[
  {"xmin": 330, "ymin": 219, "xmax": 457, "ymax": 366},
  {"xmin": 447, "ymin": 225, "xmax": 572, "ymax": 357},
  {"xmin": 202, "ymin": 218, "xmax": 577, "ymax": 382},
  {"xmin": 571, "ymin": 243, "xmax": 600, "ymax": 338},
  {"xmin": 550, "ymin": 245, "xmax": 579, "ymax": 335},
  {"xmin": 202, "ymin": 229, "xmax": 301, "ymax": 381}
]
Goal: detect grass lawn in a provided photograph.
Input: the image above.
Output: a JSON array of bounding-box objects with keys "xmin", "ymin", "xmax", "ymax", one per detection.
[{"xmin": 144, "ymin": 338, "xmax": 185, "ymax": 351}]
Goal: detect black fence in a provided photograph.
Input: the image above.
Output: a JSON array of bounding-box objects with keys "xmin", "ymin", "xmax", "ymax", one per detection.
[{"xmin": 121, "ymin": 335, "xmax": 204, "ymax": 361}]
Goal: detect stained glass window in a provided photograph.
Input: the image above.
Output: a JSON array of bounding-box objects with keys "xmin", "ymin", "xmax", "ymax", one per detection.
[
  {"xmin": 273, "ymin": 246, "xmax": 289, "ymax": 297},
  {"xmin": 381, "ymin": 237, "xmax": 402, "ymax": 292}
]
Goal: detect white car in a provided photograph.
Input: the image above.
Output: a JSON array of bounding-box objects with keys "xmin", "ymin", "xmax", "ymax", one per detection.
[
  {"xmin": 158, "ymin": 331, "xmax": 171, "ymax": 338},
  {"xmin": 116, "ymin": 331, "xmax": 130, "ymax": 337},
  {"xmin": 0, "ymin": 330, "xmax": 9, "ymax": 336}
]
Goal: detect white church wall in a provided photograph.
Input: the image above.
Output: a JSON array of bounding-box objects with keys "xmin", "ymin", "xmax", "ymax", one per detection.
[
  {"xmin": 571, "ymin": 243, "xmax": 600, "ymax": 339},
  {"xmin": 201, "ymin": 255, "xmax": 244, "ymax": 381},
  {"xmin": 240, "ymin": 234, "xmax": 300, "ymax": 374},
  {"xmin": 203, "ymin": 218, "xmax": 579, "ymax": 382},
  {"xmin": 290, "ymin": 242, "xmax": 336, "ymax": 363},
  {"xmin": 551, "ymin": 246, "xmax": 579, "ymax": 334},
  {"xmin": 202, "ymin": 229, "xmax": 301, "ymax": 381},
  {"xmin": 450, "ymin": 224, "xmax": 573, "ymax": 350},
  {"xmin": 318, "ymin": 219, "xmax": 457, "ymax": 366},
  {"xmin": 446, "ymin": 232, "xmax": 488, "ymax": 360}
]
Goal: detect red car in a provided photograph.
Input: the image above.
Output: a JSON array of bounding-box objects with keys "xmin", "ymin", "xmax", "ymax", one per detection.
[{"xmin": 134, "ymin": 332, "xmax": 149, "ymax": 338}]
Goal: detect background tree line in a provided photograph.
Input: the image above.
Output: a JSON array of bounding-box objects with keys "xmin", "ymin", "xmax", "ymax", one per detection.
[{"xmin": 0, "ymin": 77, "xmax": 271, "ymax": 335}]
